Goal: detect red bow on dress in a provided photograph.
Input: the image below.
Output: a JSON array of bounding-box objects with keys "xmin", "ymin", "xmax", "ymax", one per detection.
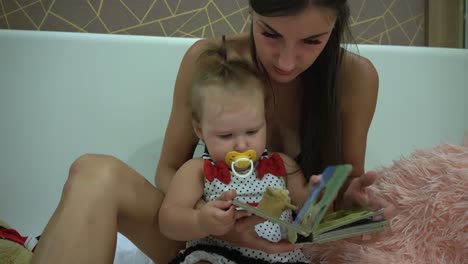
[
  {"xmin": 257, "ymin": 153, "xmax": 286, "ymax": 180},
  {"xmin": 204, "ymin": 160, "xmax": 231, "ymax": 184},
  {"xmin": 203, "ymin": 153, "xmax": 286, "ymax": 184}
]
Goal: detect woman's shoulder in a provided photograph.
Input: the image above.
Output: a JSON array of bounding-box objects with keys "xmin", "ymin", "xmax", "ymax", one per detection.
[
  {"xmin": 339, "ymin": 49, "xmax": 379, "ymax": 109},
  {"xmin": 182, "ymin": 38, "xmax": 213, "ymax": 64},
  {"xmin": 269, "ymin": 152, "xmax": 301, "ymax": 173},
  {"xmin": 340, "ymin": 49, "xmax": 378, "ymax": 85},
  {"xmin": 184, "ymin": 33, "xmax": 252, "ymax": 64}
]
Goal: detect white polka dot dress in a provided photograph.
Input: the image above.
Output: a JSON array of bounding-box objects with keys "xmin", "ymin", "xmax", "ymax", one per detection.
[{"xmin": 181, "ymin": 150, "xmax": 309, "ymax": 263}]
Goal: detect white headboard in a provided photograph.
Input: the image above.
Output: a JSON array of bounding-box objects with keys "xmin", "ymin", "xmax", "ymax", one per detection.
[{"xmin": 1, "ymin": 30, "xmax": 467, "ymax": 235}]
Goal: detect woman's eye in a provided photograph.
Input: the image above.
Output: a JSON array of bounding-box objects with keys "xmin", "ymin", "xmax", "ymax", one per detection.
[
  {"xmin": 303, "ymin": 39, "xmax": 322, "ymax": 45},
  {"xmin": 261, "ymin": 31, "xmax": 279, "ymax": 39}
]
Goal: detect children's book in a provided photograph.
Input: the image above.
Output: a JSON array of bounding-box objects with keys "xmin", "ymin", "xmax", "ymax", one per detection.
[{"xmin": 232, "ymin": 164, "xmax": 387, "ymax": 244}]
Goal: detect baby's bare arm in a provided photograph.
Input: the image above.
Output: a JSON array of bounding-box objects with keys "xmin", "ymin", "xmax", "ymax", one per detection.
[
  {"xmin": 159, "ymin": 159, "xmax": 241, "ymax": 240},
  {"xmin": 159, "ymin": 158, "xmax": 208, "ymax": 240}
]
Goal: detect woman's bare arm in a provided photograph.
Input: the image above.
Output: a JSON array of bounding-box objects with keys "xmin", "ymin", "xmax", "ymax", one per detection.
[
  {"xmin": 155, "ymin": 39, "xmax": 214, "ymax": 194},
  {"xmin": 336, "ymin": 51, "xmax": 379, "ymax": 209},
  {"xmin": 340, "ymin": 51, "xmax": 378, "ymax": 177},
  {"xmin": 278, "ymin": 153, "xmax": 310, "ymax": 209}
]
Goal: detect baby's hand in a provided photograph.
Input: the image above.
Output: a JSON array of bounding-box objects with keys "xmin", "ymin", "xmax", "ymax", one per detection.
[
  {"xmin": 198, "ymin": 199, "xmax": 237, "ymax": 236},
  {"xmin": 197, "ymin": 190, "xmax": 251, "ymax": 236}
]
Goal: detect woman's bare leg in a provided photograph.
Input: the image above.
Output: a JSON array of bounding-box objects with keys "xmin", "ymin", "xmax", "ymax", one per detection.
[{"xmin": 32, "ymin": 154, "xmax": 184, "ymax": 264}]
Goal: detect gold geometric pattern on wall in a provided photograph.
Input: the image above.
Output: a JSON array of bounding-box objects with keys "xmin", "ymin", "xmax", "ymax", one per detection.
[
  {"xmin": 350, "ymin": 0, "xmax": 425, "ymax": 45},
  {"xmin": 0, "ymin": 0, "xmax": 425, "ymax": 46}
]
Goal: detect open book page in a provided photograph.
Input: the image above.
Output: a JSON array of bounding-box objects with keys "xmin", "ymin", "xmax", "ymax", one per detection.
[
  {"xmin": 295, "ymin": 165, "xmax": 352, "ymax": 231},
  {"xmin": 314, "ymin": 208, "xmax": 383, "ymax": 234},
  {"xmin": 233, "ymin": 164, "xmax": 387, "ymax": 243},
  {"xmin": 299, "ymin": 220, "xmax": 387, "ymax": 244}
]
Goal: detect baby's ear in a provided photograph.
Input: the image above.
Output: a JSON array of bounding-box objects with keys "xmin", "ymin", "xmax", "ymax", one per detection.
[{"xmin": 192, "ymin": 120, "xmax": 203, "ymax": 139}]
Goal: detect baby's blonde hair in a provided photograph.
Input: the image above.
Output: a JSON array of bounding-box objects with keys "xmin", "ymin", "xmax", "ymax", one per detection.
[{"xmin": 189, "ymin": 44, "xmax": 266, "ymax": 123}]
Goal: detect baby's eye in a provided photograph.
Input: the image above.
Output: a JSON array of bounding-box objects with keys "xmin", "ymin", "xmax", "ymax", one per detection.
[
  {"xmin": 247, "ymin": 130, "xmax": 258, "ymax": 135},
  {"xmin": 262, "ymin": 31, "xmax": 280, "ymax": 39},
  {"xmin": 219, "ymin": 134, "xmax": 232, "ymax": 139}
]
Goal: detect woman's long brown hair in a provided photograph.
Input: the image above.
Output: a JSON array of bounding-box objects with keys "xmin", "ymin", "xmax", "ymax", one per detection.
[{"xmin": 249, "ymin": 0, "xmax": 353, "ymax": 178}]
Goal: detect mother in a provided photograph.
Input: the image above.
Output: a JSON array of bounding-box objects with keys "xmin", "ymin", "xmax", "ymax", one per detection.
[{"xmin": 32, "ymin": 0, "xmax": 392, "ymax": 263}]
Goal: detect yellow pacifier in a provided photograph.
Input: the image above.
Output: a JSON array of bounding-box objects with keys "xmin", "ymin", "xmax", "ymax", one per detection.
[{"xmin": 225, "ymin": 150, "xmax": 257, "ymax": 179}]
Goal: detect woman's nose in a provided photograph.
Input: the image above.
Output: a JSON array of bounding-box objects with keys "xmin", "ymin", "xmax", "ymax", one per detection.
[{"xmin": 278, "ymin": 45, "xmax": 296, "ymax": 71}]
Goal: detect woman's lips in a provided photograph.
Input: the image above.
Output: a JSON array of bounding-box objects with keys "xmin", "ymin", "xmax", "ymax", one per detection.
[{"xmin": 273, "ymin": 66, "xmax": 294, "ymax": 76}]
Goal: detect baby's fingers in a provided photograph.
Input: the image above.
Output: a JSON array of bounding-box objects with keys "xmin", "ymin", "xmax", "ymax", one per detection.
[
  {"xmin": 210, "ymin": 200, "xmax": 233, "ymax": 210},
  {"xmin": 217, "ymin": 189, "xmax": 237, "ymax": 202},
  {"xmin": 215, "ymin": 206, "xmax": 239, "ymax": 223}
]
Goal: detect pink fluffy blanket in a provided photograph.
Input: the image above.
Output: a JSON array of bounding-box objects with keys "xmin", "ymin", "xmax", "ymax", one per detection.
[{"xmin": 304, "ymin": 143, "xmax": 468, "ymax": 263}]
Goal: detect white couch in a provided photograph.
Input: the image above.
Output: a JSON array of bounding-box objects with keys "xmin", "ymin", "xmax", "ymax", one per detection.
[{"xmin": 1, "ymin": 29, "xmax": 467, "ymax": 240}]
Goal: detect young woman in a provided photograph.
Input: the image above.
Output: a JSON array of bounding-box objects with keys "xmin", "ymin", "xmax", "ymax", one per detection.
[{"xmin": 32, "ymin": 1, "xmax": 394, "ymax": 263}]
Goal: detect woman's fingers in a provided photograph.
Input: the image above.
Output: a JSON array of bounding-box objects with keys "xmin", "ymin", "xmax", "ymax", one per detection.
[
  {"xmin": 368, "ymin": 193, "xmax": 397, "ymax": 220},
  {"xmin": 235, "ymin": 215, "xmax": 301, "ymax": 253},
  {"xmin": 358, "ymin": 171, "xmax": 377, "ymax": 189},
  {"xmin": 221, "ymin": 222, "xmax": 299, "ymax": 254},
  {"xmin": 214, "ymin": 211, "xmax": 301, "ymax": 254},
  {"xmin": 308, "ymin": 174, "xmax": 322, "ymax": 189},
  {"xmin": 247, "ymin": 237, "xmax": 301, "ymax": 254},
  {"xmin": 233, "ymin": 209, "xmax": 251, "ymax": 220},
  {"xmin": 234, "ymin": 214, "xmax": 266, "ymax": 231},
  {"xmin": 347, "ymin": 172, "xmax": 397, "ymax": 221},
  {"xmin": 345, "ymin": 171, "xmax": 378, "ymax": 206}
]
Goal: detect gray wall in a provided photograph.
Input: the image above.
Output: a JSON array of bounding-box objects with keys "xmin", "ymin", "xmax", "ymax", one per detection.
[{"xmin": 0, "ymin": 0, "xmax": 426, "ymax": 46}]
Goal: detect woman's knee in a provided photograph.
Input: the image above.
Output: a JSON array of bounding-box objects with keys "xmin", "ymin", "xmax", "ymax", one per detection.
[{"xmin": 65, "ymin": 154, "xmax": 124, "ymax": 193}]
